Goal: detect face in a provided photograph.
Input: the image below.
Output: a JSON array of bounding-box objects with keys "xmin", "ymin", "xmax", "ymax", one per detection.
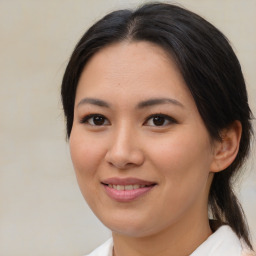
[{"xmin": 69, "ymin": 41, "xmax": 216, "ymax": 238}]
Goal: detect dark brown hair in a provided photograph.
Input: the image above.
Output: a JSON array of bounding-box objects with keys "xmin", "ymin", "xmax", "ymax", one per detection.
[{"xmin": 61, "ymin": 2, "xmax": 254, "ymax": 250}]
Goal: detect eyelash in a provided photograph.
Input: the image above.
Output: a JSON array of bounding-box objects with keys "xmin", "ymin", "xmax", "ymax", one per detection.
[
  {"xmin": 144, "ymin": 113, "xmax": 177, "ymax": 127},
  {"xmin": 79, "ymin": 113, "xmax": 177, "ymax": 127},
  {"xmin": 79, "ymin": 114, "xmax": 110, "ymax": 126}
]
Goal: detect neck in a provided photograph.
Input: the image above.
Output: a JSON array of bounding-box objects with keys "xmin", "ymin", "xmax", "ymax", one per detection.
[{"xmin": 112, "ymin": 208, "xmax": 212, "ymax": 256}]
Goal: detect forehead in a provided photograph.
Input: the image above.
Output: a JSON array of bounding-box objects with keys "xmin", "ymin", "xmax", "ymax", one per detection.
[
  {"xmin": 80, "ymin": 41, "xmax": 178, "ymax": 80},
  {"xmin": 75, "ymin": 41, "xmax": 193, "ymax": 108}
]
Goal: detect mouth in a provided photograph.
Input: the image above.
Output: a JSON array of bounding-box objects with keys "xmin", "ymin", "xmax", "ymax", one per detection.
[
  {"xmin": 104, "ymin": 184, "xmax": 153, "ymax": 190},
  {"xmin": 101, "ymin": 177, "xmax": 157, "ymax": 202}
]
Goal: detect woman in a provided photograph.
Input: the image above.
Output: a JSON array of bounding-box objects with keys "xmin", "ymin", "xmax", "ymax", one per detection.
[{"xmin": 61, "ymin": 2, "xmax": 255, "ymax": 255}]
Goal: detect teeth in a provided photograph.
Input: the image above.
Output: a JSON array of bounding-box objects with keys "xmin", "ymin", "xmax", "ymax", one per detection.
[
  {"xmin": 117, "ymin": 185, "xmax": 124, "ymax": 190},
  {"xmin": 125, "ymin": 185, "xmax": 133, "ymax": 191},
  {"xmin": 108, "ymin": 184, "xmax": 147, "ymax": 190},
  {"xmin": 133, "ymin": 184, "xmax": 140, "ymax": 189}
]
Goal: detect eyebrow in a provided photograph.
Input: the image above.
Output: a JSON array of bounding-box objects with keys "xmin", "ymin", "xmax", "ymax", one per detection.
[
  {"xmin": 77, "ymin": 98, "xmax": 111, "ymax": 108},
  {"xmin": 76, "ymin": 97, "xmax": 184, "ymax": 109},
  {"xmin": 137, "ymin": 98, "xmax": 184, "ymax": 109}
]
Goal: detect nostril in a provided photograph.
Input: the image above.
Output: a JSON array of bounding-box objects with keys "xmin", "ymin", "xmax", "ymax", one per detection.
[
  {"xmin": 107, "ymin": 161, "xmax": 134, "ymax": 170},
  {"xmin": 105, "ymin": 150, "xmax": 144, "ymax": 169}
]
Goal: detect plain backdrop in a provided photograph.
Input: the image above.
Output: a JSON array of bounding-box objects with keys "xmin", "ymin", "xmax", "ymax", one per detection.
[{"xmin": 0, "ymin": 0, "xmax": 255, "ymax": 255}]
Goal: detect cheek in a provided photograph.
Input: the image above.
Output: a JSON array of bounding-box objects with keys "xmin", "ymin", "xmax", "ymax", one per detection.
[
  {"xmin": 69, "ymin": 129, "xmax": 105, "ymax": 179},
  {"xmin": 148, "ymin": 129, "xmax": 212, "ymax": 196},
  {"xmin": 150, "ymin": 133, "xmax": 210, "ymax": 168},
  {"xmin": 69, "ymin": 129, "xmax": 108, "ymax": 209}
]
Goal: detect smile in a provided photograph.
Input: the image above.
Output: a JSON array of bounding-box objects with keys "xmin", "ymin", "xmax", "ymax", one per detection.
[
  {"xmin": 101, "ymin": 177, "xmax": 156, "ymax": 202},
  {"xmin": 107, "ymin": 184, "xmax": 149, "ymax": 190}
]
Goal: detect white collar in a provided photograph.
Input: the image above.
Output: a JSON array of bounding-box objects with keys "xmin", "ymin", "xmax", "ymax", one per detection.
[
  {"xmin": 190, "ymin": 225, "xmax": 243, "ymax": 256},
  {"xmin": 86, "ymin": 225, "xmax": 246, "ymax": 256}
]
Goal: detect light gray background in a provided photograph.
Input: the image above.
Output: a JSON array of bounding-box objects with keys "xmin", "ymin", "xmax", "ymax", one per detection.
[{"xmin": 0, "ymin": 0, "xmax": 255, "ymax": 255}]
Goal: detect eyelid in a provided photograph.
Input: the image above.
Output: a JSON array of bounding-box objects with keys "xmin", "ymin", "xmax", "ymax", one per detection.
[
  {"xmin": 144, "ymin": 113, "xmax": 177, "ymax": 126},
  {"xmin": 79, "ymin": 113, "xmax": 177, "ymax": 127},
  {"xmin": 79, "ymin": 113, "xmax": 110, "ymax": 125}
]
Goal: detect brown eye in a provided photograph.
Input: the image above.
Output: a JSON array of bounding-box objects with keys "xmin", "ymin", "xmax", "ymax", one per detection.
[
  {"xmin": 80, "ymin": 114, "xmax": 110, "ymax": 126},
  {"xmin": 152, "ymin": 116, "xmax": 165, "ymax": 126},
  {"xmin": 91, "ymin": 115, "xmax": 105, "ymax": 125},
  {"xmin": 144, "ymin": 114, "xmax": 177, "ymax": 127}
]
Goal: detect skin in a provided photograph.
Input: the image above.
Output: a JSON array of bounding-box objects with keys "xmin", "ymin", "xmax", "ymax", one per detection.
[{"xmin": 69, "ymin": 41, "xmax": 241, "ymax": 256}]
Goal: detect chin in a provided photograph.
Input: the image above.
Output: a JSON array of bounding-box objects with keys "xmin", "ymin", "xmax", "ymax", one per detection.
[
  {"xmin": 99, "ymin": 213, "xmax": 169, "ymax": 238},
  {"xmin": 110, "ymin": 225, "xmax": 152, "ymax": 238},
  {"xmin": 95, "ymin": 212, "xmax": 149, "ymax": 237}
]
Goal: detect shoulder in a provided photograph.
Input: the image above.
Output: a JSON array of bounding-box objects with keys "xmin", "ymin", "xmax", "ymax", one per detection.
[
  {"xmin": 241, "ymin": 246, "xmax": 256, "ymax": 256},
  {"xmin": 84, "ymin": 238, "xmax": 113, "ymax": 256},
  {"xmin": 83, "ymin": 229, "xmax": 256, "ymax": 256},
  {"xmin": 241, "ymin": 250, "xmax": 256, "ymax": 256},
  {"xmin": 191, "ymin": 225, "xmax": 253, "ymax": 256}
]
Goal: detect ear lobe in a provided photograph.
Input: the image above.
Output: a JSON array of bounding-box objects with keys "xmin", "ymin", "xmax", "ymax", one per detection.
[{"xmin": 210, "ymin": 121, "xmax": 242, "ymax": 173}]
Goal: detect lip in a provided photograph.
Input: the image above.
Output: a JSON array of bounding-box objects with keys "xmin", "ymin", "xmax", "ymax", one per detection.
[
  {"xmin": 101, "ymin": 177, "xmax": 157, "ymax": 202},
  {"xmin": 101, "ymin": 177, "xmax": 156, "ymax": 186}
]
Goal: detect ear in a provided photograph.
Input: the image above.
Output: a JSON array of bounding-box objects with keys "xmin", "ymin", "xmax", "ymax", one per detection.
[{"xmin": 210, "ymin": 121, "xmax": 242, "ymax": 173}]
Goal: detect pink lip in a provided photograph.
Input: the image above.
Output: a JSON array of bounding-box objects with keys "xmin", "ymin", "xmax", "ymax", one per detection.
[
  {"xmin": 101, "ymin": 177, "xmax": 156, "ymax": 186},
  {"xmin": 101, "ymin": 177, "xmax": 156, "ymax": 202}
]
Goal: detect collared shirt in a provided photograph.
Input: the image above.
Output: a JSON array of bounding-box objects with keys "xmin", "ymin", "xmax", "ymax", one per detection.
[{"xmin": 85, "ymin": 225, "xmax": 254, "ymax": 256}]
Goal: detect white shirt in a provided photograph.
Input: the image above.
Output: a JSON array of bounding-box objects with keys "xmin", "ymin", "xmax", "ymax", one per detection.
[{"xmin": 85, "ymin": 225, "xmax": 254, "ymax": 256}]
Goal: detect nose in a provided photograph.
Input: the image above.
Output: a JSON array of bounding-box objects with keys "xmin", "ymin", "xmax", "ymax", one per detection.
[{"xmin": 105, "ymin": 125, "xmax": 145, "ymax": 169}]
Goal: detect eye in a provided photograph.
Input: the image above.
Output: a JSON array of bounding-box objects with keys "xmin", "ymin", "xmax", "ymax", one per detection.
[
  {"xmin": 144, "ymin": 114, "xmax": 177, "ymax": 127},
  {"xmin": 80, "ymin": 114, "xmax": 110, "ymax": 126}
]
